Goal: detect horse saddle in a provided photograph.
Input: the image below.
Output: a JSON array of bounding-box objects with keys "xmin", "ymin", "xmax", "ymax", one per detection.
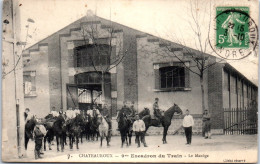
[{"xmin": 151, "ymin": 117, "xmax": 163, "ymax": 127}]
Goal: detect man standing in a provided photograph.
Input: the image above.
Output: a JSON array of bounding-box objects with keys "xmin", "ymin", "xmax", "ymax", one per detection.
[
  {"xmin": 133, "ymin": 115, "xmax": 148, "ymax": 148},
  {"xmin": 183, "ymin": 109, "xmax": 194, "ymax": 145},
  {"xmin": 202, "ymin": 109, "xmax": 211, "ymax": 139},
  {"xmin": 33, "ymin": 121, "xmax": 46, "ymax": 159}
]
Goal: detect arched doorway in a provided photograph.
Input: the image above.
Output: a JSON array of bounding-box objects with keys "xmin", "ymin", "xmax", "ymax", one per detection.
[{"xmin": 66, "ymin": 71, "xmax": 111, "ymax": 111}]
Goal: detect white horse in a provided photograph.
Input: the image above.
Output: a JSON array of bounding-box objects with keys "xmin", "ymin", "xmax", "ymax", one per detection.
[{"xmin": 98, "ymin": 115, "xmax": 110, "ymax": 147}]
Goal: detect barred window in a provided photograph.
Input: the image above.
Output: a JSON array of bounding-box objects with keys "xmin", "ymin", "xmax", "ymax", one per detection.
[
  {"xmin": 160, "ymin": 66, "xmax": 185, "ymax": 88},
  {"xmin": 75, "ymin": 44, "xmax": 110, "ymax": 67},
  {"xmin": 23, "ymin": 71, "xmax": 37, "ymax": 97}
]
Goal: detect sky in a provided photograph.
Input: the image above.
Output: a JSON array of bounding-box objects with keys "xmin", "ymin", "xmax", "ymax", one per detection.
[{"xmin": 18, "ymin": 0, "xmax": 258, "ymax": 84}]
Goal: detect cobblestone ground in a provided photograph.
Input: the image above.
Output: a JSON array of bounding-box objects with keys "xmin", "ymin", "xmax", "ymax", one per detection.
[{"xmin": 12, "ymin": 134, "xmax": 258, "ymax": 163}]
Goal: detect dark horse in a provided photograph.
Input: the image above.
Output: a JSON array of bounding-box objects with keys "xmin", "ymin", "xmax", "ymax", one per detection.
[
  {"xmin": 142, "ymin": 104, "xmax": 183, "ymax": 144},
  {"xmin": 80, "ymin": 113, "xmax": 91, "ymax": 143},
  {"xmin": 117, "ymin": 112, "xmax": 133, "ymax": 147},
  {"xmin": 66, "ymin": 114, "xmax": 85, "ymax": 150},
  {"xmin": 88, "ymin": 115, "xmax": 100, "ymax": 141},
  {"xmin": 139, "ymin": 107, "xmax": 150, "ymax": 119},
  {"xmin": 43, "ymin": 114, "xmax": 56, "ymax": 151},
  {"xmin": 52, "ymin": 114, "xmax": 66, "ymax": 152},
  {"xmin": 24, "ymin": 115, "xmax": 37, "ymax": 150}
]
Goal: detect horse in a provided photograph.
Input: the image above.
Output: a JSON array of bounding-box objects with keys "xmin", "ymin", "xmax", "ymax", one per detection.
[
  {"xmin": 83, "ymin": 114, "xmax": 93, "ymax": 142},
  {"xmin": 24, "ymin": 115, "xmax": 37, "ymax": 150},
  {"xmin": 88, "ymin": 115, "xmax": 100, "ymax": 141},
  {"xmin": 80, "ymin": 112, "xmax": 91, "ymax": 143},
  {"xmin": 117, "ymin": 112, "xmax": 133, "ymax": 147},
  {"xmin": 43, "ymin": 120, "xmax": 55, "ymax": 151},
  {"xmin": 42, "ymin": 114, "xmax": 57, "ymax": 151},
  {"xmin": 142, "ymin": 103, "xmax": 183, "ymax": 144},
  {"xmin": 139, "ymin": 107, "xmax": 150, "ymax": 119},
  {"xmin": 66, "ymin": 114, "xmax": 84, "ymax": 150},
  {"xmin": 97, "ymin": 115, "xmax": 110, "ymax": 147},
  {"xmin": 52, "ymin": 114, "xmax": 66, "ymax": 152}
]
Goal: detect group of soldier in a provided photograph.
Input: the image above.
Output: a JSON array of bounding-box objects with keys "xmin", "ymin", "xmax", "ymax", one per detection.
[
  {"xmin": 24, "ymin": 103, "xmax": 113, "ymax": 159},
  {"xmin": 24, "ymin": 98, "xmax": 212, "ymax": 159}
]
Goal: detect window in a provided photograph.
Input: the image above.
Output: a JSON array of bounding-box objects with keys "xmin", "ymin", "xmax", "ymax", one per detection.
[
  {"xmin": 75, "ymin": 44, "xmax": 110, "ymax": 67},
  {"xmin": 160, "ymin": 66, "xmax": 185, "ymax": 88},
  {"xmin": 23, "ymin": 71, "xmax": 36, "ymax": 97}
]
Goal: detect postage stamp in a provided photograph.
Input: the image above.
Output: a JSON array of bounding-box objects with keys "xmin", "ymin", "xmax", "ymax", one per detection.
[
  {"xmin": 209, "ymin": 6, "xmax": 258, "ymax": 60},
  {"xmin": 216, "ymin": 7, "xmax": 249, "ymax": 48}
]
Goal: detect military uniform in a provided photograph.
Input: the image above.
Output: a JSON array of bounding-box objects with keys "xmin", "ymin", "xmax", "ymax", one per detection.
[
  {"xmin": 133, "ymin": 119, "xmax": 147, "ymax": 147},
  {"xmin": 101, "ymin": 106, "xmax": 112, "ymax": 138},
  {"xmin": 153, "ymin": 102, "xmax": 161, "ymax": 119},
  {"xmin": 202, "ymin": 112, "xmax": 211, "ymax": 139},
  {"xmin": 33, "ymin": 124, "xmax": 46, "ymax": 159},
  {"xmin": 121, "ymin": 105, "xmax": 132, "ymax": 116}
]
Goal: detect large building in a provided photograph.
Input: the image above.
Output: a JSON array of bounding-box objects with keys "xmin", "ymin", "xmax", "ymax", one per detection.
[{"xmin": 22, "ymin": 14, "xmax": 258, "ymax": 135}]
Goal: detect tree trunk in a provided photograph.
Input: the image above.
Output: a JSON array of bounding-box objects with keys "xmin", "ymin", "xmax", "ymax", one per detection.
[{"xmin": 200, "ymin": 75, "xmax": 206, "ymax": 112}]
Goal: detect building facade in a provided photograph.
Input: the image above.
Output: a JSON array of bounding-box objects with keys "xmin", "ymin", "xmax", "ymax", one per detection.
[{"xmin": 22, "ymin": 15, "xmax": 258, "ymax": 135}]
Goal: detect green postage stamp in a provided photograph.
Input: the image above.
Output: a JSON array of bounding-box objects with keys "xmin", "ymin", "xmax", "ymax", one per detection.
[
  {"xmin": 210, "ymin": 6, "xmax": 258, "ymax": 60},
  {"xmin": 216, "ymin": 7, "xmax": 249, "ymax": 48}
]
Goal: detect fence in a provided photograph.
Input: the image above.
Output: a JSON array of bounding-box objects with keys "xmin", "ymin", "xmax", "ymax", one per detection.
[{"xmin": 223, "ymin": 107, "xmax": 258, "ymax": 135}]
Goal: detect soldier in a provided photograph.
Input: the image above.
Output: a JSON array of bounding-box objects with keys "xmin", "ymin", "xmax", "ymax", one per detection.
[
  {"xmin": 101, "ymin": 104, "xmax": 110, "ymax": 118},
  {"xmin": 50, "ymin": 107, "xmax": 59, "ymax": 117},
  {"xmin": 87, "ymin": 106, "xmax": 93, "ymax": 118},
  {"xmin": 133, "ymin": 114, "xmax": 148, "ymax": 148},
  {"xmin": 183, "ymin": 109, "xmax": 194, "ymax": 145},
  {"xmin": 92, "ymin": 104, "xmax": 100, "ymax": 118},
  {"xmin": 202, "ymin": 109, "xmax": 211, "ymax": 139},
  {"xmin": 33, "ymin": 121, "xmax": 47, "ymax": 159},
  {"xmin": 121, "ymin": 101, "xmax": 131, "ymax": 117},
  {"xmin": 24, "ymin": 108, "xmax": 31, "ymax": 122},
  {"xmin": 74, "ymin": 107, "xmax": 80, "ymax": 115},
  {"xmin": 129, "ymin": 101, "xmax": 136, "ymax": 117},
  {"xmin": 101, "ymin": 104, "xmax": 112, "ymax": 137},
  {"xmin": 153, "ymin": 98, "xmax": 162, "ymax": 121}
]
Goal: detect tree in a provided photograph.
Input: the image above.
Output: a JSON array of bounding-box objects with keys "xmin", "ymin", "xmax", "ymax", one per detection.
[
  {"xmin": 78, "ymin": 13, "xmax": 131, "ymax": 106},
  {"xmin": 2, "ymin": 18, "xmax": 35, "ymax": 79},
  {"xmin": 139, "ymin": 0, "xmax": 224, "ymax": 112}
]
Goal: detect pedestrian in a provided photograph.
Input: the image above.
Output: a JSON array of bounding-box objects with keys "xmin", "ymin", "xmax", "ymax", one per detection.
[
  {"xmin": 183, "ymin": 109, "xmax": 194, "ymax": 145},
  {"xmin": 202, "ymin": 109, "xmax": 211, "ymax": 139},
  {"xmin": 33, "ymin": 121, "xmax": 46, "ymax": 159},
  {"xmin": 133, "ymin": 114, "xmax": 148, "ymax": 148}
]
